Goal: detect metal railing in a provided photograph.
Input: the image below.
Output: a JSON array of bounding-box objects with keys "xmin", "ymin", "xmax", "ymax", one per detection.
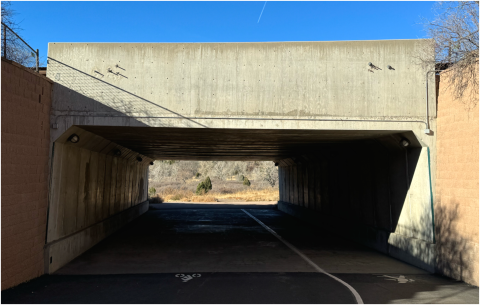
[{"xmin": 1, "ymin": 22, "xmax": 39, "ymax": 72}]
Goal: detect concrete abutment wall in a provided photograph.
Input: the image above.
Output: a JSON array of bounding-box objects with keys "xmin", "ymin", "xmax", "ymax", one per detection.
[
  {"xmin": 45, "ymin": 126, "xmax": 153, "ymax": 274},
  {"xmin": 277, "ymin": 133, "xmax": 436, "ymax": 272}
]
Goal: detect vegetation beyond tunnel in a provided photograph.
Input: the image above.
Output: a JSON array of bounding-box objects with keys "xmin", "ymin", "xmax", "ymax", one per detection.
[{"xmin": 148, "ymin": 161, "xmax": 279, "ymax": 203}]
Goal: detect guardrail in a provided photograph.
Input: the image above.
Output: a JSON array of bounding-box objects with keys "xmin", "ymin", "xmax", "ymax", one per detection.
[{"xmin": 1, "ymin": 22, "xmax": 39, "ymax": 72}]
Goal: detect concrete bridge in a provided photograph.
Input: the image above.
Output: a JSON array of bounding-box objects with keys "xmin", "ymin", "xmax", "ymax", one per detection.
[{"xmin": 42, "ymin": 39, "xmax": 439, "ymax": 277}]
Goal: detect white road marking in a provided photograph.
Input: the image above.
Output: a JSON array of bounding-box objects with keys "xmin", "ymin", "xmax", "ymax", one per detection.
[
  {"xmin": 241, "ymin": 209, "xmax": 364, "ymax": 304},
  {"xmin": 378, "ymin": 275, "xmax": 414, "ymax": 283},
  {"xmin": 175, "ymin": 274, "xmax": 201, "ymax": 282}
]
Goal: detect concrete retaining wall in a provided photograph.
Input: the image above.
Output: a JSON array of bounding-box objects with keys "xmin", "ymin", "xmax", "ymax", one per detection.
[
  {"xmin": 45, "ymin": 200, "xmax": 149, "ymax": 273},
  {"xmin": 277, "ymin": 133, "xmax": 436, "ymax": 272},
  {"xmin": 1, "ymin": 59, "xmax": 53, "ymax": 290},
  {"xmin": 46, "ymin": 126, "xmax": 153, "ymax": 273}
]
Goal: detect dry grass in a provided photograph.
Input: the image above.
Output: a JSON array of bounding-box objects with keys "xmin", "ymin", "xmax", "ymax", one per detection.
[
  {"xmin": 215, "ymin": 188, "xmax": 279, "ymax": 202},
  {"xmin": 154, "ymin": 186, "xmax": 279, "ymax": 203}
]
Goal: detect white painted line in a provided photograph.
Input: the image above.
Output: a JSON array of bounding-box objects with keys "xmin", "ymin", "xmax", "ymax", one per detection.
[{"xmin": 241, "ymin": 209, "xmax": 364, "ymax": 304}]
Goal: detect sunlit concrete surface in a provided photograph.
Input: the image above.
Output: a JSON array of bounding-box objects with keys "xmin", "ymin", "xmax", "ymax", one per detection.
[
  {"xmin": 44, "ymin": 40, "xmax": 439, "ymax": 275},
  {"xmin": 3, "ymin": 204, "xmax": 475, "ymax": 304}
]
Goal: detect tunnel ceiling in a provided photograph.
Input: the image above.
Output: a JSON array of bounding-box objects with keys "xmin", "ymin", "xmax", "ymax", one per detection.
[{"xmin": 78, "ymin": 126, "xmax": 408, "ymax": 161}]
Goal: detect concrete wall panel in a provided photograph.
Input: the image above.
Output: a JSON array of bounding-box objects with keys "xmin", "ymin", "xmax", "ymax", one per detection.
[
  {"xmin": 45, "ymin": 126, "xmax": 153, "ymax": 273},
  {"xmin": 45, "ymin": 201, "xmax": 149, "ymax": 274},
  {"xmin": 64, "ymin": 145, "xmax": 80, "ymax": 236},
  {"xmin": 76, "ymin": 148, "xmax": 90, "ymax": 231},
  {"xmin": 277, "ymin": 134, "xmax": 436, "ymax": 272},
  {"xmin": 110, "ymin": 157, "xmax": 118, "ymax": 215},
  {"xmin": 96, "ymin": 153, "xmax": 107, "ymax": 221}
]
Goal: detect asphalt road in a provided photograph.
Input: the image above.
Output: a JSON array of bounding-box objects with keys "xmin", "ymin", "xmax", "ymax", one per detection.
[{"xmin": 2, "ymin": 203, "xmax": 478, "ymax": 304}]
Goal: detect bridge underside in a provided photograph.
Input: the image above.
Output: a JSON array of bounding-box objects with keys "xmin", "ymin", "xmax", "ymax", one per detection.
[{"xmin": 78, "ymin": 126, "xmax": 419, "ymax": 161}]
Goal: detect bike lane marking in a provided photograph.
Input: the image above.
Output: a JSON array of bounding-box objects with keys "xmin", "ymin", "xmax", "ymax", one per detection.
[{"xmin": 241, "ymin": 209, "xmax": 364, "ymax": 304}]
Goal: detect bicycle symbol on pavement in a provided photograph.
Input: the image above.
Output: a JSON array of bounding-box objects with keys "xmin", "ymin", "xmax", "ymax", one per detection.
[
  {"xmin": 175, "ymin": 274, "xmax": 201, "ymax": 283},
  {"xmin": 378, "ymin": 275, "xmax": 415, "ymax": 283}
]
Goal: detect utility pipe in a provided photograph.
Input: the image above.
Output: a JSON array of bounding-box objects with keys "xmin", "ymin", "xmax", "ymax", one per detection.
[{"xmin": 425, "ymin": 70, "xmax": 443, "ymax": 133}]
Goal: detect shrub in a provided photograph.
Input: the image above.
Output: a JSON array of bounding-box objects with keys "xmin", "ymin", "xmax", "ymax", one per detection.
[
  {"xmin": 196, "ymin": 182, "xmax": 206, "ymax": 195},
  {"xmin": 196, "ymin": 176, "xmax": 213, "ymax": 195},
  {"xmin": 148, "ymin": 187, "xmax": 156, "ymax": 197},
  {"xmin": 204, "ymin": 176, "xmax": 212, "ymax": 190},
  {"xmin": 149, "ymin": 195, "xmax": 164, "ymax": 203},
  {"xmin": 195, "ymin": 172, "xmax": 201, "ymax": 178},
  {"xmin": 236, "ymin": 174, "xmax": 245, "ymax": 182},
  {"xmin": 243, "ymin": 176, "xmax": 251, "ymax": 186}
]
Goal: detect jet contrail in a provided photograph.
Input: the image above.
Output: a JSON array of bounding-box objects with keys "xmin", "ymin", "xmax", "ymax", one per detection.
[{"xmin": 257, "ymin": 1, "xmax": 267, "ymax": 23}]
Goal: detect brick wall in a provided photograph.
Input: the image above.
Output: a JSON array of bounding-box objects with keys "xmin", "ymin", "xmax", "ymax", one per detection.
[
  {"xmin": 435, "ymin": 70, "xmax": 479, "ymax": 286},
  {"xmin": 1, "ymin": 58, "xmax": 53, "ymax": 290}
]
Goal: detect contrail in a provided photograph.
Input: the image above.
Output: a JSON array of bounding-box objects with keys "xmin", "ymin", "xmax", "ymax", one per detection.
[{"xmin": 257, "ymin": 1, "xmax": 267, "ymax": 23}]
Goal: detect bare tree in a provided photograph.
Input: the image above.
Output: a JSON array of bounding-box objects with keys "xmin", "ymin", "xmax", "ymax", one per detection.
[
  {"xmin": 253, "ymin": 162, "xmax": 278, "ymax": 187},
  {"xmin": 0, "ymin": 0, "xmax": 15, "ymax": 27},
  {"xmin": 417, "ymin": 1, "xmax": 479, "ymax": 107},
  {"xmin": 1, "ymin": 1, "xmax": 37, "ymax": 67},
  {"xmin": 150, "ymin": 160, "xmax": 200, "ymax": 183}
]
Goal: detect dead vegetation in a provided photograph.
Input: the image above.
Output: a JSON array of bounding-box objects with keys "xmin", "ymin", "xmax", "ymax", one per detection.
[
  {"xmin": 151, "ymin": 186, "xmax": 279, "ymax": 203},
  {"xmin": 148, "ymin": 161, "xmax": 279, "ymax": 203},
  {"xmin": 416, "ymin": 1, "xmax": 479, "ymax": 107}
]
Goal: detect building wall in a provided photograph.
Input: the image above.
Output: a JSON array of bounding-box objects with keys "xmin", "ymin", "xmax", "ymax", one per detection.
[
  {"xmin": 1, "ymin": 59, "xmax": 53, "ymax": 290},
  {"xmin": 435, "ymin": 70, "xmax": 479, "ymax": 286},
  {"xmin": 46, "ymin": 126, "xmax": 152, "ymax": 273}
]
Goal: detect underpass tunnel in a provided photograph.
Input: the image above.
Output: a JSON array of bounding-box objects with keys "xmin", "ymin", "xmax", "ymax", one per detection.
[{"xmin": 46, "ymin": 125, "xmax": 435, "ymax": 275}]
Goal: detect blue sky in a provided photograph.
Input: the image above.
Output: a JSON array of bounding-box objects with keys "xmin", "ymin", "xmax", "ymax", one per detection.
[{"xmin": 9, "ymin": 1, "xmax": 436, "ymax": 64}]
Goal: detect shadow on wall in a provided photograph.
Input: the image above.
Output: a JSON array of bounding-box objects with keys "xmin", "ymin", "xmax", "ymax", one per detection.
[
  {"xmin": 435, "ymin": 195, "xmax": 477, "ymax": 285},
  {"xmin": 277, "ymin": 134, "xmax": 440, "ymax": 270},
  {"xmin": 48, "ymin": 57, "xmax": 207, "ymax": 129}
]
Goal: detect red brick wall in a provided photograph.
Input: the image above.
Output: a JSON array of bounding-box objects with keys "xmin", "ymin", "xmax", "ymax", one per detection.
[
  {"xmin": 435, "ymin": 69, "xmax": 479, "ymax": 286},
  {"xmin": 1, "ymin": 58, "xmax": 52, "ymax": 290}
]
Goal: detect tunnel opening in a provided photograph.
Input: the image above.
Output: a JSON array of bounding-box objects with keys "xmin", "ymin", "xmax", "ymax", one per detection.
[
  {"xmin": 147, "ymin": 160, "xmax": 280, "ymax": 205},
  {"xmin": 45, "ymin": 126, "xmax": 434, "ymax": 278}
]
